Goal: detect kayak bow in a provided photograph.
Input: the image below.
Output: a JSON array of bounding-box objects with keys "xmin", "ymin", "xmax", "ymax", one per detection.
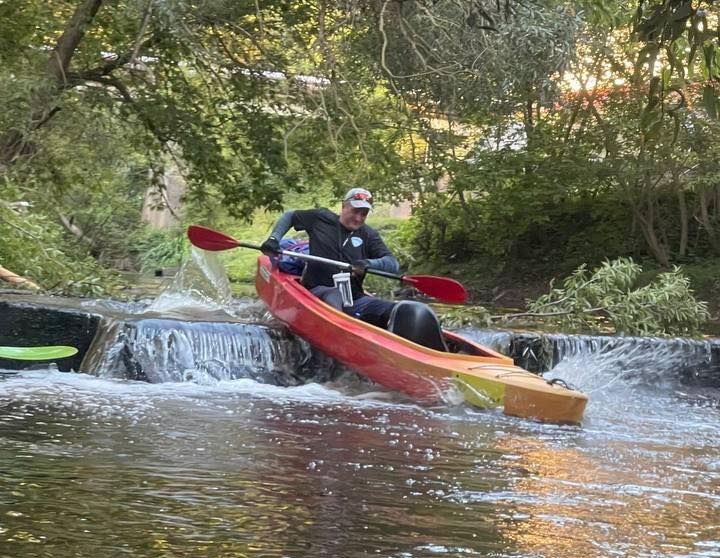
[{"xmin": 0, "ymin": 345, "xmax": 78, "ymax": 361}]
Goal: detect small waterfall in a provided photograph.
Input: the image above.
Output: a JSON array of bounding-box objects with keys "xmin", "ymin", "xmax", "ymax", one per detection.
[
  {"xmin": 81, "ymin": 317, "xmax": 310, "ymax": 385},
  {"xmin": 456, "ymin": 329, "xmax": 514, "ymax": 354},
  {"xmin": 546, "ymin": 333, "xmax": 720, "ymax": 387},
  {"xmin": 456, "ymin": 328, "xmax": 720, "ymax": 389},
  {"xmin": 80, "ymin": 247, "xmax": 321, "ymax": 385}
]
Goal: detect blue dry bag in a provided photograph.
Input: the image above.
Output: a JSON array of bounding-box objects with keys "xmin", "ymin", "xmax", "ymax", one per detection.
[{"xmin": 277, "ymin": 239, "xmax": 309, "ymax": 275}]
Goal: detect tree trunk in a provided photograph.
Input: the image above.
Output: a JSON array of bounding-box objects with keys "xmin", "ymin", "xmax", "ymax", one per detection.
[
  {"xmin": 523, "ymin": 99, "xmax": 534, "ymax": 144},
  {"xmin": 634, "ymin": 194, "xmax": 671, "ymax": 267},
  {"xmin": 0, "ymin": 0, "xmax": 105, "ymax": 166},
  {"xmin": 638, "ymin": 219, "xmax": 670, "ymax": 267},
  {"xmin": 58, "ymin": 213, "xmax": 94, "ymax": 248},
  {"xmin": 698, "ymin": 189, "xmax": 720, "ymax": 253},
  {"xmin": 677, "ymin": 186, "xmax": 688, "ymax": 257}
]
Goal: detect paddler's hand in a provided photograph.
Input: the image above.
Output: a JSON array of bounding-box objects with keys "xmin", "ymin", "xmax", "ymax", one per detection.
[
  {"xmin": 351, "ymin": 259, "xmax": 369, "ymax": 279},
  {"xmin": 260, "ymin": 237, "xmax": 281, "ymax": 256}
]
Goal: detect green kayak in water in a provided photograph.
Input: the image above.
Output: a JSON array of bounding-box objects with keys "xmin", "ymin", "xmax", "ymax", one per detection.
[{"xmin": 0, "ymin": 345, "xmax": 78, "ymax": 361}]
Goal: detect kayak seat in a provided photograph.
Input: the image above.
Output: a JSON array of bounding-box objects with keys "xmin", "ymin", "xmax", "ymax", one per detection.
[{"xmin": 387, "ymin": 301, "xmax": 448, "ymax": 352}]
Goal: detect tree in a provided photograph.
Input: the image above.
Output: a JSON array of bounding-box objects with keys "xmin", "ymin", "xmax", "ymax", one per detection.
[
  {"xmin": 0, "ymin": 0, "xmax": 588, "ymax": 208},
  {"xmin": 406, "ymin": 0, "xmax": 720, "ymax": 272}
]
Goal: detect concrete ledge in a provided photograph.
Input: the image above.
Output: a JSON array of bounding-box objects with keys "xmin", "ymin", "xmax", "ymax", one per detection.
[{"xmin": 0, "ymin": 295, "xmax": 100, "ymax": 372}]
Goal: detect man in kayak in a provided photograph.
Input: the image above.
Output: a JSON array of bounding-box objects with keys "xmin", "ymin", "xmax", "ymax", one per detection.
[{"xmin": 260, "ymin": 187, "xmax": 400, "ymax": 328}]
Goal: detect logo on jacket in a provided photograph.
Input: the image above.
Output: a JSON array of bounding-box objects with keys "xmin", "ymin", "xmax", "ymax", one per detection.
[{"xmin": 351, "ymin": 237, "xmax": 363, "ymax": 248}]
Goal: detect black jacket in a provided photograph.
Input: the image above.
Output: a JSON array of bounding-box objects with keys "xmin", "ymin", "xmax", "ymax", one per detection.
[{"xmin": 286, "ymin": 208, "xmax": 397, "ymax": 297}]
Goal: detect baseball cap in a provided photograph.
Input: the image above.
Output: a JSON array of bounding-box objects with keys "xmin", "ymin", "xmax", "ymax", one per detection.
[{"xmin": 342, "ymin": 187, "xmax": 373, "ymax": 210}]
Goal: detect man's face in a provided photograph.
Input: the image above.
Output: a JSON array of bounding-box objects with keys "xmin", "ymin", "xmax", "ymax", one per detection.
[{"xmin": 339, "ymin": 202, "xmax": 370, "ymax": 230}]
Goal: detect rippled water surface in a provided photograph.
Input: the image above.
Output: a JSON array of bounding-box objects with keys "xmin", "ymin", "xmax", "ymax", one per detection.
[{"xmin": 2, "ymin": 346, "xmax": 720, "ymax": 557}]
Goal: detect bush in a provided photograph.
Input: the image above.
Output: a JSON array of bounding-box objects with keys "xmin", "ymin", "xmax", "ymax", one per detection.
[
  {"xmin": 0, "ymin": 200, "xmax": 123, "ymax": 297},
  {"xmin": 131, "ymin": 226, "xmax": 188, "ymax": 273},
  {"xmin": 528, "ymin": 258, "xmax": 710, "ymax": 336}
]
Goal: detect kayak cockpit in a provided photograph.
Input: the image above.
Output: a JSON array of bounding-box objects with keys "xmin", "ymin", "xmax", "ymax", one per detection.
[{"xmin": 285, "ymin": 274, "xmax": 503, "ymax": 358}]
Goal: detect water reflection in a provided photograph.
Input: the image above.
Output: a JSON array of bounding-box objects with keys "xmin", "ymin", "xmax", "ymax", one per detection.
[
  {"xmin": 1, "ymin": 367, "xmax": 720, "ymax": 557},
  {"xmin": 470, "ymin": 381, "xmax": 720, "ymax": 558}
]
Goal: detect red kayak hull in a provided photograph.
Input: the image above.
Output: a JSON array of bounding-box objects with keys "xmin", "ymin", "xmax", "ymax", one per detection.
[{"xmin": 255, "ymin": 256, "xmax": 588, "ymax": 424}]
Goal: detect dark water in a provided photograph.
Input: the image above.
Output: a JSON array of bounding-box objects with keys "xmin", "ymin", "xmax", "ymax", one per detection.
[{"xmin": 1, "ymin": 348, "xmax": 719, "ymax": 557}]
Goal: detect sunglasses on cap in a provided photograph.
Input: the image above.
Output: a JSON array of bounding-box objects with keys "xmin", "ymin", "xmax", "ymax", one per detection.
[{"xmin": 345, "ymin": 192, "xmax": 372, "ymax": 203}]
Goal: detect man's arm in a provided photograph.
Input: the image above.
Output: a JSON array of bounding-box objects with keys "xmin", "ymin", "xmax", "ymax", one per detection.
[
  {"xmin": 260, "ymin": 211, "xmax": 295, "ymax": 255},
  {"xmin": 362, "ymin": 229, "xmax": 400, "ymax": 274},
  {"xmin": 364, "ymin": 254, "xmax": 399, "ymax": 274},
  {"xmin": 268, "ymin": 211, "xmax": 295, "ymax": 241}
]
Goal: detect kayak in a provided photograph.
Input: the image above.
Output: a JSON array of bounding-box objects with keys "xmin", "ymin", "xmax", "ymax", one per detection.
[
  {"xmin": 0, "ymin": 345, "xmax": 78, "ymax": 361},
  {"xmin": 255, "ymin": 256, "xmax": 588, "ymax": 424}
]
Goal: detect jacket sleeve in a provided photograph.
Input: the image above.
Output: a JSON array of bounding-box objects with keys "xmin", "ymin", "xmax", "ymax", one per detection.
[
  {"xmin": 289, "ymin": 208, "xmax": 323, "ymax": 233},
  {"xmin": 268, "ymin": 211, "xmax": 295, "ymax": 240},
  {"xmin": 366, "ymin": 254, "xmax": 399, "ymax": 274},
  {"xmin": 364, "ymin": 228, "xmax": 399, "ymax": 274}
]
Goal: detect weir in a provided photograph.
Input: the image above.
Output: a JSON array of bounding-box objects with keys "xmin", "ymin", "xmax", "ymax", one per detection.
[
  {"xmin": 2, "ymin": 289, "xmax": 719, "ymax": 391},
  {"xmin": 81, "ymin": 316, "xmax": 310, "ymax": 385},
  {"xmin": 1, "ymin": 246, "xmax": 718, "ymax": 389},
  {"xmin": 464, "ymin": 328, "xmax": 720, "ymax": 387},
  {"xmin": 0, "ymin": 290, "xmax": 318, "ymax": 385}
]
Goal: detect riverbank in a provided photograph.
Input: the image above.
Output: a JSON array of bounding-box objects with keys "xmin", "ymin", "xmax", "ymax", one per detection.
[{"xmin": 413, "ymin": 256, "xmax": 720, "ymax": 337}]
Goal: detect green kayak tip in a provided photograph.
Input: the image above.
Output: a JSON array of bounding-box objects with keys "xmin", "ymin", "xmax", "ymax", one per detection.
[{"xmin": 0, "ymin": 345, "xmax": 79, "ymax": 361}]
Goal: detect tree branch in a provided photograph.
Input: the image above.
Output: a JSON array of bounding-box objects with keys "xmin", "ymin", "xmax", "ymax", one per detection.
[
  {"xmin": 0, "ymin": 265, "xmax": 41, "ymax": 290},
  {"xmin": 47, "ymin": 0, "xmax": 105, "ymax": 85}
]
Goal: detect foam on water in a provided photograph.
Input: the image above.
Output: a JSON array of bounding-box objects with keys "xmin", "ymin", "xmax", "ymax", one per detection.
[{"xmin": 0, "ymin": 368, "xmax": 417, "ymax": 417}]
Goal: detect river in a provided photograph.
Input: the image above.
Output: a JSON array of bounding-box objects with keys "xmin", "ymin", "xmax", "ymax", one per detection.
[{"xmin": 1, "ymin": 337, "xmax": 719, "ymax": 557}]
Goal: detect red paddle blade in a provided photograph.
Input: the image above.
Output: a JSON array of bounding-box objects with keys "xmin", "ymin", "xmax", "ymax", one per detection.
[
  {"xmin": 403, "ymin": 275, "xmax": 467, "ymax": 304},
  {"xmin": 187, "ymin": 225, "xmax": 240, "ymax": 251}
]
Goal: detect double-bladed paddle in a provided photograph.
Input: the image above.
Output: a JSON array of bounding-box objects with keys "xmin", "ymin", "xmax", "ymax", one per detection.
[
  {"xmin": 0, "ymin": 345, "xmax": 78, "ymax": 361},
  {"xmin": 187, "ymin": 225, "xmax": 468, "ymax": 304}
]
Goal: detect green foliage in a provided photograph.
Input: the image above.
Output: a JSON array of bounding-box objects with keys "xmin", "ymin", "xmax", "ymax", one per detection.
[
  {"xmin": 0, "ymin": 193, "xmax": 123, "ymax": 297},
  {"xmin": 131, "ymin": 226, "xmax": 188, "ymax": 273},
  {"xmin": 405, "ymin": 128, "xmax": 636, "ymax": 274},
  {"xmin": 439, "ymin": 306, "xmax": 494, "ymax": 330},
  {"xmin": 528, "ymin": 258, "xmax": 710, "ymax": 335},
  {"xmin": 362, "ymin": 0, "xmax": 581, "ymax": 121},
  {"xmin": 0, "ymin": 90, "xmax": 155, "ymax": 289},
  {"xmin": 0, "ymin": 0, "xmax": 590, "ymax": 211},
  {"xmin": 404, "ymin": 56, "xmax": 720, "ymax": 272}
]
